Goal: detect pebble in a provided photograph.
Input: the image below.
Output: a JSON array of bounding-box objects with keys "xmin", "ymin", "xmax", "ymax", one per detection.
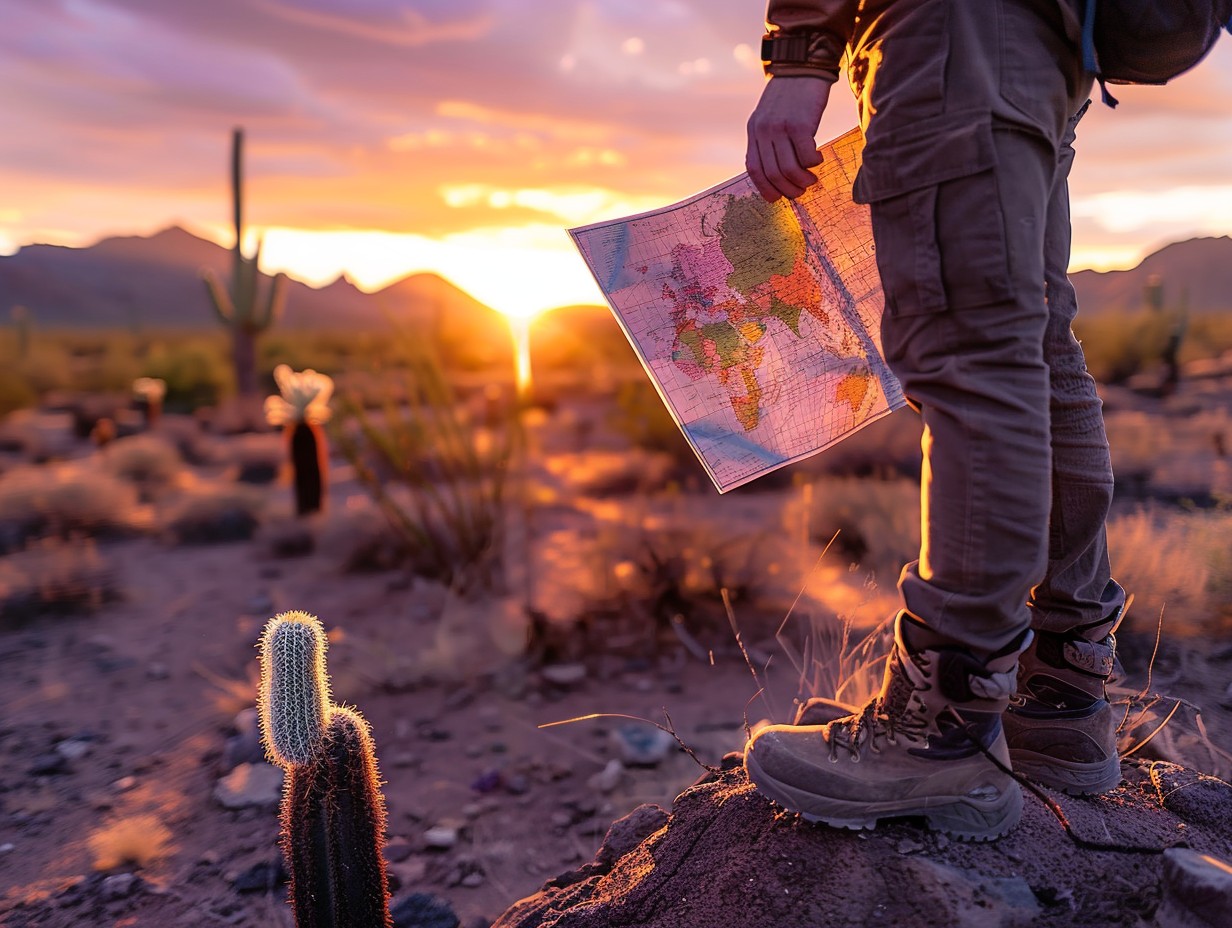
[
  {"xmin": 389, "ymin": 892, "xmax": 461, "ymax": 928},
  {"xmin": 232, "ymin": 858, "xmax": 287, "ymax": 893},
  {"xmin": 424, "ymin": 826, "xmax": 459, "ymax": 850},
  {"xmin": 588, "ymin": 759, "xmax": 624, "ymax": 794},
  {"xmin": 610, "ymin": 724, "xmax": 676, "ymax": 766},
  {"xmin": 114, "ymin": 776, "xmax": 137, "ymax": 792},
  {"xmin": 146, "ymin": 663, "xmax": 170, "ymax": 680},
  {"xmin": 0, "ymin": 843, "xmax": 13, "ymax": 853},
  {"xmin": 541, "ymin": 663, "xmax": 587, "ymax": 687},
  {"xmin": 100, "ymin": 873, "xmax": 138, "ymax": 901},
  {"xmin": 1157, "ymin": 848, "xmax": 1232, "ymax": 926},
  {"xmin": 897, "ymin": 838, "xmax": 925, "ymax": 855},
  {"xmin": 56, "ymin": 739, "xmax": 93, "ymax": 761},
  {"xmin": 459, "ymin": 872, "xmax": 485, "ymax": 889}
]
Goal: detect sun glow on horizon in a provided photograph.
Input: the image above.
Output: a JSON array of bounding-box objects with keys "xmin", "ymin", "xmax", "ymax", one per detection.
[{"xmin": 256, "ymin": 223, "xmax": 605, "ymax": 320}]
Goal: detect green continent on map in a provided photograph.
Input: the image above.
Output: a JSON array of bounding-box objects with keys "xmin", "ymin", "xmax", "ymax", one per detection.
[
  {"xmin": 719, "ymin": 194, "xmax": 802, "ymax": 292},
  {"xmin": 665, "ymin": 190, "xmax": 844, "ymax": 434}
]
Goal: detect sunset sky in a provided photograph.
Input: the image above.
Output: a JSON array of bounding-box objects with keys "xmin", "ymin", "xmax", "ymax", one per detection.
[{"xmin": 3, "ymin": 0, "xmax": 1232, "ymax": 318}]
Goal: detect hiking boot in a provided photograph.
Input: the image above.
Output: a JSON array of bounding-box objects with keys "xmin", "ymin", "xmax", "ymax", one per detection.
[
  {"xmin": 1004, "ymin": 608, "xmax": 1124, "ymax": 795},
  {"xmin": 744, "ymin": 615, "xmax": 1028, "ymax": 841}
]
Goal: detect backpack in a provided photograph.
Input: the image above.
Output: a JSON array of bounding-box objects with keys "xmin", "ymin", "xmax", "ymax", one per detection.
[{"xmin": 1082, "ymin": 0, "xmax": 1232, "ymax": 106}]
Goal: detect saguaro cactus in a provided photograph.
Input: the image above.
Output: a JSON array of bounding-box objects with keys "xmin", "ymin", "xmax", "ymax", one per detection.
[
  {"xmin": 257, "ymin": 612, "xmax": 391, "ymax": 928},
  {"xmin": 203, "ymin": 127, "xmax": 287, "ymax": 399},
  {"xmin": 264, "ymin": 365, "xmax": 333, "ymax": 516}
]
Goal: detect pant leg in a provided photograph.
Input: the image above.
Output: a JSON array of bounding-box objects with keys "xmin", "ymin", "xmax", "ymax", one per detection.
[
  {"xmin": 875, "ymin": 127, "xmax": 1057, "ymax": 657},
  {"xmin": 1028, "ymin": 103, "xmax": 1127, "ymax": 632}
]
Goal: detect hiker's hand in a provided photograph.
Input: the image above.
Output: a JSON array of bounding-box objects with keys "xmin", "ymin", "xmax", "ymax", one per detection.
[{"xmin": 746, "ymin": 76, "xmax": 832, "ymax": 202}]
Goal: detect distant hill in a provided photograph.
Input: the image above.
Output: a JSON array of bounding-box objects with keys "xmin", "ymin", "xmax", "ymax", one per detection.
[
  {"xmin": 1071, "ymin": 236, "xmax": 1232, "ymax": 316},
  {"xmin": 2, "ymin": 226, "xmax": 1225, "ymax": 349},
  {"xmin": 0, "ymin": 225, "xmax": 507, "ymax": 339}
]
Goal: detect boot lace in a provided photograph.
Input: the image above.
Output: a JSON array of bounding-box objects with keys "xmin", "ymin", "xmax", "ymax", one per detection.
[{"xmin": 824, "ymin": 649, "xmax": 931, "ymax": 762}]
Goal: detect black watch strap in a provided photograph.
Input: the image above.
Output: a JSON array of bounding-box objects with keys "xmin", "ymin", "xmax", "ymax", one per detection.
[{"xmin": 761, "ymin": 32, "xmax": 817, "ymax": 67}]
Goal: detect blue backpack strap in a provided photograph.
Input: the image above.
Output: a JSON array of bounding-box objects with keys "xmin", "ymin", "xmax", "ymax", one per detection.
[{"xmin": 1082, "ymin": 0, "xmax": 1121, "ymax": 108}]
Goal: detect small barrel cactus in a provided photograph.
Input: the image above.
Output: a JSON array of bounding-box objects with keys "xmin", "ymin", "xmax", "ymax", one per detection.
[
  {"xmin": 258, "ymin": 611, "xmax": 331, "ymax": 767},
  {"xmin": 265, "ymin": 365, "xmax": 332, "ymax": 517},
  {"xmin": 257, "ymin": 611, "xmax": 391, "ymax": 927}
]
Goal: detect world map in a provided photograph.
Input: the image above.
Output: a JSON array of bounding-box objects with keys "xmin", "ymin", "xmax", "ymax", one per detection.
[{"xmin": 569, "ymin": 128, "xmax": 905, "ymax": 493}]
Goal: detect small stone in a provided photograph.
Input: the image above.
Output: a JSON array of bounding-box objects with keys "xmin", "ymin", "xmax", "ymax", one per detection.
[
  {"xmin": 391, "ymin": 752, "xmax": 419, "ymax": 769},
  {"xmin": 114, "ymin": 776, "xmax": 137, "ymax": 792},
  {"xmin": 610, "ymin": 724, "xmax": 676, "ymax": 766},
  {"xmin": 550, "ymin": 811, "xmax": 573, "ymax": 828},
  {"xmin": 214, "ymin": 762, "xmax": 284, "ymax": 810},
  {"xmin": 541, "ymin": 663, "xmax": 587, "ymax": 687},
  {"xmin": 424, "ymin": 826, "xmax": 458, "ymax": 850},
  {"xmin": 459, "ymin": 871, "xmax": 485, "ymax": 888},
  {"xmin": 146, "ymin": 663, "xmax": 170, "ymax": 680},
  {"xmin": 1157, "ymin": 848, "xmax": 1232, "ymax": 927},
  {"xmin": 100, "ymin": 873, "xmax": 138, "ymax": 900},
  {"xmin": 56, "ymin": 739, "xmax": 92, "ymax": 761},
  {"xmin": 897, "ymin": 838, "xmax": 925, "ymax": 855},
  {"xmin": 588, "ymin": 759, "xmax": 624, "ymax": 794},
  {"xmin": 389, "ymin": 892, "xmax": 461, "ymax": 928},
  {"xmin": 0, "ymin": 843, "xmax": 14, "ymax": 853}
]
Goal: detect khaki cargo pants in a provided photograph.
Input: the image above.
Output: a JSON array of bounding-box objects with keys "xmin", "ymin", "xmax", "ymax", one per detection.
[{"xmin": 849, "ymin": 0, "xmax": 1126, "ymax": 654}]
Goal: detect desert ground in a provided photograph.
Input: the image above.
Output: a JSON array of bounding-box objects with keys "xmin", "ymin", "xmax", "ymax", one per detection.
[{"xmin": 2, "ymin": 335, "xmax": 1231, "ymax": 927}]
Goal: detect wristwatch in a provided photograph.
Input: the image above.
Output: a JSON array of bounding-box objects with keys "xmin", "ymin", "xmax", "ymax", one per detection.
[{"xmin": 760, "ymin": 30, "xmax": 830, "ymax": 74}]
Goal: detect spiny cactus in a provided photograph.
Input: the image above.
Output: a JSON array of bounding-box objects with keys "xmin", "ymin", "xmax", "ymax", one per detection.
[
  {"xmin": 282, "ymin": 706, "xmax": 392, "ymax": 928},
  {"xmin": 257, "ymin": 611, "xmax": 391, "ymax": 927},
  {"xmin": 258, "ymin": 611, "xmax": 331, "ymax": 767},
  {"xmin": 202, "ymin": 127, "xmax": 287, "ymax": 398}
]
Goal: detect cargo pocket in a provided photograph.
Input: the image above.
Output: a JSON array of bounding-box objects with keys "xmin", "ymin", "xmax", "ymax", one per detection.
[
  {"xmin": 857, "ymin": 117, "xmax": 1013, "ymax": 318},
  {"xmin": 871, "ymin": 169, "xmax": 1015, "ymax": 318}
]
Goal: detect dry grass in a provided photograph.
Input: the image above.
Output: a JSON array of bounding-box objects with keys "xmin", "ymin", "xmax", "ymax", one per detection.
[
  {"xmin": 1107, "ymin": 506, "xmax": 1232, "ymax": 633},
  {"xmin": 0, "ymin": 464, "xmax": 144, "ymax": 552},
  {"xmin": 161, "ymin": 483, "xmax": 264, "ymax": 545},
  {"xmin": 0, "ymin": 538, "xmax": 122, "ymax": 624},
  {"xmin": 87, "ymin": 814, "xmax": 174, "ymax": 871},
  {"xmin": 102, "ymin": 434, "xmax": 183, "ymax": 494}
]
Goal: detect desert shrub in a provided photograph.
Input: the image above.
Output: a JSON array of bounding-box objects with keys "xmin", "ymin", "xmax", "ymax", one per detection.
[
  {"xmin": 102, "ymin": 434, "xmax": 182, "ymax": 493},
  {"xmin": 141, "ymin": 341, "xmax": 232, "ymax": 411},
  {"xmin": 1073, "ymin": 310, "xmax": 1180, "ymax": 384},
  {"xmin": 0, "ymin": 369, "xmax": 37, "ymax": 417},
  {"xmin": 212, "ymin": 433, "xmax": 283, "ymax": 484},
  {"xmin": 318, "ymin": 502, "xmax": 409, "ymax": 573},
  {"xmin": 162, "ymin": 484, "xmax": 263, "ymax": 544},
  {"xmin": 0, "ymin": 538, "xmax": 121, "ymax": 624},
  {"xmin": 0, "ymin": 465, "xmax": 142, "ymax": 552},
  {"xmin": 790, "ymin": 476, "xmax": 921, "ymax": 584},
  {"xmin": 87, "ymin": 813, "xmax": 173, "ymax": 870},
  {"xmin": 333, "ymin": 349, "xmax": 518, "ymax": 591},
  {"xmin": 1108, "ymin": 506, "xmax": 1232, "ymax": 632}
]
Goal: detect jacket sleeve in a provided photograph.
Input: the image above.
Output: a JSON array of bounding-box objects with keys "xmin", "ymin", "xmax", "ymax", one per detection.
[{"xmin": 764, "ymin": 0, "xmax": 860, "ymax": 80}]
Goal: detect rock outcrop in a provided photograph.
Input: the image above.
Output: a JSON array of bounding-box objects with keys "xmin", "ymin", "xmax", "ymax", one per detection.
[{"xmin": 495, "ymin": 760, "xmax": 1232, "ymax": 928}]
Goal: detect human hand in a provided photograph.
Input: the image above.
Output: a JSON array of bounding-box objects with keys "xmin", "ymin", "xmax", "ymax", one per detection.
[{"xmin": 745, "ymin": 76, "xmax": 832, "ymax": 202}]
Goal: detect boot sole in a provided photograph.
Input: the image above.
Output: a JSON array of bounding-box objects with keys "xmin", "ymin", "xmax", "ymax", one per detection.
[
  {"xmin": 745, "ymin": 747, "xmax": 1022, "ymax": 841},
  {"xmin": 1008, "ymin": 747, "xmax": 1121, "ymax": 795}
]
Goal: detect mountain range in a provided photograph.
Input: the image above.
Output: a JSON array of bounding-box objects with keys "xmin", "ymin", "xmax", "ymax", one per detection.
[{"xmin": 0, "ymin": 226, "xmax": 1227, "ymax": 337}]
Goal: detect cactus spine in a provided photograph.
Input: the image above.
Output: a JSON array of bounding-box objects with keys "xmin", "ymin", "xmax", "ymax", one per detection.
[
  {"xmin": 257, "ymin": 611, "xmax": 391, "ymax": 927},
  {"xmin": 284, "ymin": 707, "xmax": 391, "ymax": 928},
  {"xmin": 259, "ymin": 612, "xmax": 331, "ymax": 766},
  {"xmin": 203, "ymin": 127, "xmax": 287, "ymax": 398}
]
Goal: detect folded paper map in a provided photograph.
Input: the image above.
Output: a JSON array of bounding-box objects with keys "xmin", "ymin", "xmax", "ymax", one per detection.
[{"xmin": 568, "ymin": 128, "xmax": 905, "ymax": 493}]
